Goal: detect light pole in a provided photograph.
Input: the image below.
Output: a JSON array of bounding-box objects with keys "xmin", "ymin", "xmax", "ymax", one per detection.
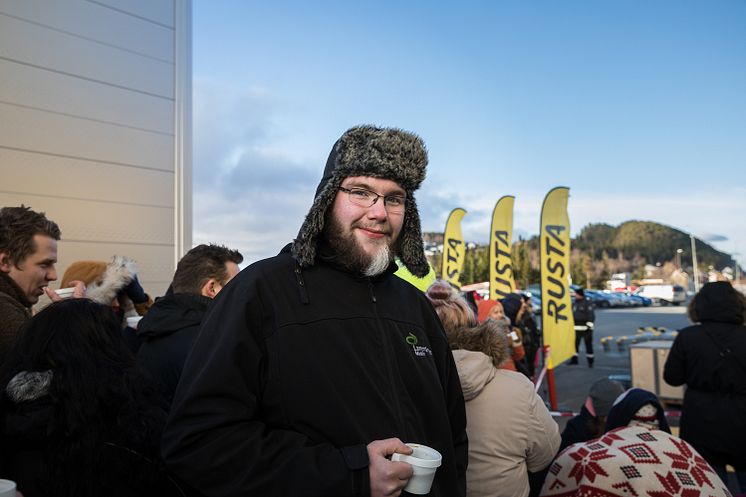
[
  {"xmin": 676, "ymin": 248, "xmax": 683, "ymax": 269},
  {"xmin": 690, "ymin": 234, "xmax": 700, "ymax": 293},
  {"xmin": 733, "ymin": 252, "xmax": 741, "ymax": 287}
]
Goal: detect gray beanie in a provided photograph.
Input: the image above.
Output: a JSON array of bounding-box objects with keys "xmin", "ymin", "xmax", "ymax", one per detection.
[
  {"xmin": 589, "ymin": 378, "xmax": 625, "ymax": 417},
  {"xmin": 291, "ymin": 125, "xmax": 430, "ymax": 277}
]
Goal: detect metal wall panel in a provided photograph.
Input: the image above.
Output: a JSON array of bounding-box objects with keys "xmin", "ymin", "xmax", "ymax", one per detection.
[
  {"xmin": 0, "ymin": 59, "xmax": 174, "ymax": 134},
  {"xmin": 0, "ymin": 103, "xmax": 173, "ymax": 170},
  {"xmin": 0, "ymin": 0, "xmax": 174, "ymax": 61},
  {"xmin": 0, "ymin": 148, "xmax": 174, "ymax": 208},
  {"xmin": 0, "ymin": 14, "xmax": 174, "ymax": 98},
  {"xmin": 91, "ymin": 0, "xmax": 175, "ymax": 28}
]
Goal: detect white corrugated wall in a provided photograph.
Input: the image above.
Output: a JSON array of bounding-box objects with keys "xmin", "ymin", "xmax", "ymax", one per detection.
[{"xmin": 0, "ymin": 0, "xmax": 192, "ymax": 297}]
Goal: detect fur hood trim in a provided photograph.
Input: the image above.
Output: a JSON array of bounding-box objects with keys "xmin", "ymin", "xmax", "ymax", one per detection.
[
  {"xmin": 292, "ymin": 125, "xmax": 430, "ymax": 277},
  {"xmin": 447, "ymin": 320, "xmax": 512, "ymax": 368},
  {"xmin": 62, "ymin": 256, "xmax": 137, "ymax": 312},
  {"xmin": 6, "ymin": 370, "xmax": 53, "ymax": 402}
]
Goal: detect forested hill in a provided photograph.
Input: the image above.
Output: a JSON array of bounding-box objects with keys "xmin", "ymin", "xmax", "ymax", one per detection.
[{"xmin": 571, "ymin": 221, "xmax": 733, "ymax": 269}]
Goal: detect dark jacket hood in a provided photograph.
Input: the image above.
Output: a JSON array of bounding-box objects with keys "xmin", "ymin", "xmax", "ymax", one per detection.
[
  {"xmin": 605, "ymin": 388, "xmax": 670, "ymax": 433},
  {"xmin": 695, "ymin": 281, "xmax": 744, "ymax": 324},
  {"xmin": 137, "ymin": 293, "xmax": 211, "ymax": 340},
  {"xmin": 291, "ymin": 125, "xmax": 430, "ymax": 277}
]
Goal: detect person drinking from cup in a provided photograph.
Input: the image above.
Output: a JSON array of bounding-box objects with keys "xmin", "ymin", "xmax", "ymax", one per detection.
[{"xmin": 0, "ymin": 206, "xmax": 84, "ymax": 364}]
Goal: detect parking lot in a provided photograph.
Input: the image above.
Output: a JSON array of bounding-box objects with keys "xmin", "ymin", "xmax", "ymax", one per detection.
[{"xmin": 540, "ymin": 304, "xmax": 691, "ymax": 413}]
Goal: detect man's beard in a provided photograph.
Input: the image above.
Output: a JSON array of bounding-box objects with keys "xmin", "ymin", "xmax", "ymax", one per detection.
[{"xmin": 323, "ymin": 214, "xmax": 397, "ymax": 276}]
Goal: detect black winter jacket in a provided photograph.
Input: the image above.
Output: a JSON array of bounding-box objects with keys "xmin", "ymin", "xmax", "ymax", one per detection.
[
  {"xmin": 136, "ymin": 293, "xmax": 212, "ymax": 404},
  {"xmin": 572, "ymin": 298, "xmax": 595, "ymax": 327},
  {"xmin": 664, "ymin": 318, "xmax": 746, "ymax": 467},
  {"xmin": 559, "ymin": 405, "xmax": 597, "ymax": 454},
  {"xmin": 162, "ymin": 246, "xmax": 468, "ymax": 497}
]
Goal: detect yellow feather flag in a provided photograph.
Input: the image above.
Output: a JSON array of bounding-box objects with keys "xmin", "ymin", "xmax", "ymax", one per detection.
[
  {"xmin": 441, "ymin": 208, "xmax": 467, "ymax": 288},
  {"xmin": 489, "ymin": 196, "xmax": 516, "ymax": 300},
  {"xmin": 540, "ymin": 187, "xmax": 575, "ymax": 368}
]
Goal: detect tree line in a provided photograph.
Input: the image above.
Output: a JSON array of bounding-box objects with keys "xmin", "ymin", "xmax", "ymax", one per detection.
[{"xmin": 426, "ymin": 220, "xmax": 738, "ymax": 288}]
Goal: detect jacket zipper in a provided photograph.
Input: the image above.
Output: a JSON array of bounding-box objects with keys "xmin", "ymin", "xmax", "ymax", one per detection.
[{"xmin": 368, "ymin": 279, "xmax": 406, "ymax": 434}]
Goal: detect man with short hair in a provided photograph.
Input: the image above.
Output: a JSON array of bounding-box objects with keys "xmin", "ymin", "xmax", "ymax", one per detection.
[
  {"xmin": 163, "ymin": 126, "xmax": 468, "ymax": 497},
  {"xmin": 0, "ymin": 206, "xmax": 62, "ymax": 362},
  {"xmin": 136, "ymin": 244, "xmax": 243, "ymax": 404}
]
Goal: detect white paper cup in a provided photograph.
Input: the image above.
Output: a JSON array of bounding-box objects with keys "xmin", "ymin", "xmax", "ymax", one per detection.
[
  {"xmin": 126, "ymin": 316, "xmax": 143, "ymax": 329},
  {"xmin": 54, "ymin": 287, "xmax": 75, "ymax": 299},
  {"xmin": 391, "ymin": 443, "xmax": 442, "ymax": 495},
  {"xmin": 0, "ymin": 479, "xmax": 17, "ymax": 497}
]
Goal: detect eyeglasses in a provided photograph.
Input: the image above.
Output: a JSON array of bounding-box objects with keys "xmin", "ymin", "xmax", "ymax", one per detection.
[{"xmin": 338, "ymin": 186, "xmax": 407, "ymax": 214}]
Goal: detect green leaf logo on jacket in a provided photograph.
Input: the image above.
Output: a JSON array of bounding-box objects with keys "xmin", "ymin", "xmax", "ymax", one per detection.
[{"xmin": 406, "ymin": 332, "xmax": 432, "ymax": 357}]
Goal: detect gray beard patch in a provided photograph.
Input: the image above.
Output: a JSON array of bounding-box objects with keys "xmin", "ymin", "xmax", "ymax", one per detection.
[{"xmin": 364, "ymin": 244, "xmax": 392, "ymax": 277}]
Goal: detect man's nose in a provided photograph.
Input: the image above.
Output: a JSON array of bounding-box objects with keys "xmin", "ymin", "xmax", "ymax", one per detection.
[
  {"xmin": 47, "ymin": 265, "xmax": 58, "ymax": 282},
  {"xmin": 366, "ymin": 198, "xmax": 388, "ymax": 220}
]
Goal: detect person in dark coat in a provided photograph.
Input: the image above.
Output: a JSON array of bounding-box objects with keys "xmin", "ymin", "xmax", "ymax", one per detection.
[
  {"xmin": 161, "ymin": 125, "xmax": 468, "ymax": 497},
  {"xmin": 528, "ymin": 377, "xmax": 625, "ymax": 497},
  {"xmin": 560, "ymin": 377, "xmax": 625, "ymax": 452},
  {"xmin": 0, "ymin": 299, "xmax": 178, "ymax": 497},
  {"xmin": 136, "ymin": 244, "xmax": 242, "ymax": 405},
  {"xmin": 569, "ymin": 288, "xmax": 596, "ymax": 367},
  {"xmin": 663, "ymin": 281, "xmax": 746, "ymax": 492}
]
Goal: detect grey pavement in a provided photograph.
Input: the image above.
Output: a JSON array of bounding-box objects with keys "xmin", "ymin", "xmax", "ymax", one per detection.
[{"xmin": 536, "ymin": 304, "xmax": 691, "ymax": 430}]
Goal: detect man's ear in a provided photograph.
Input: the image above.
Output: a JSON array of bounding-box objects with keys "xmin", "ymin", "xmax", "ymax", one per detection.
[
  {"xmin": 0, "ymin": 252, "xmax": 12, "ymax": 273},
  {"xmin": 200, "ymin": 278, "xmax": 220, "ymax": 299}
]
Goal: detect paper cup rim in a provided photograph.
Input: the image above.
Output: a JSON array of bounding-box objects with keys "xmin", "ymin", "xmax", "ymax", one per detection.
[
  {"xmin": 392, "ymin": 443, "xmax": 442, "ymax": 468},
  {"xmin": 0, "ymin": 479, "xmax": 16, "ymax": 490}
]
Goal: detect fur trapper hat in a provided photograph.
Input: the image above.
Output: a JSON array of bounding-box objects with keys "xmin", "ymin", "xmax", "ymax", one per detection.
[{"xmin": 292, "ymin": 125, "xmax": 430, "ymax": 276}]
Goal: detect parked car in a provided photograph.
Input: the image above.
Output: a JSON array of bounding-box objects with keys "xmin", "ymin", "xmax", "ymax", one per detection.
[
  {"xmin": 627, "ymin": 293, "xmax": 652, "ymax": 306},
  {"xmin": 633, "ymin": 284, "xmax": 686, "ymax": 306},
  {"xmin": 583, "ymin": 289, "xmax": 614, "ymax": 308}
]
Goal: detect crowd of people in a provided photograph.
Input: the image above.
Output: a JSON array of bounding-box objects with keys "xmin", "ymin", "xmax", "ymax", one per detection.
[{"xmin": 1, "ymin": 125, "xmax": 744, "ymax": 497}]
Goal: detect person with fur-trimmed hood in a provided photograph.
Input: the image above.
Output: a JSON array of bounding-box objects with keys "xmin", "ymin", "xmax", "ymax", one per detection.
[
  {"xmin": 61, "ymin": 255, "xmax": 153, "ymax": 320},
  {"xmin": 162, "ymin": 125, "xmax": 468, "ymax": 497},
  {"xmin": 447, "ymin": 304, "xmax": 559, "ymax": 497}
]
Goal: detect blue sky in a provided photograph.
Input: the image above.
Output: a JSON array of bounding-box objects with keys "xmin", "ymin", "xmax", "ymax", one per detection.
[{"xmin": 191, "ymin": 1, "xmax": 746, "ymax": 268}]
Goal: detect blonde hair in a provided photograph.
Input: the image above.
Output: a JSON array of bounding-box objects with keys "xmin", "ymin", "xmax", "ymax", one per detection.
[{"xmin": 425, "ymin": 280, "xmax": 477, "ymax": 340}]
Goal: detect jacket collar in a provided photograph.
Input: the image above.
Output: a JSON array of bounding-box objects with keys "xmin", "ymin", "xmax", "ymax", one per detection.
[{"xmin": 0, "ymin": 271, "xmax": 33, "ymax": 309}]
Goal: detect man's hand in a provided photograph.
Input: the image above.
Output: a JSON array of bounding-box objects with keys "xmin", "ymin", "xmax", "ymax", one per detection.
[
  {"xmin": 44, "ymin": 280, "xmax": 86, "ymax": 302},
  {"xmin": 368, "ymin": 438, "xmax": 414, "ymax": 497}
]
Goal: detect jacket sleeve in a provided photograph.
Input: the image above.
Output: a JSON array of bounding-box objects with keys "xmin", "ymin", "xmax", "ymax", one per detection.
[
  {"xmin": 663, "ymin": 332, "xmax": 687, "ymax": 387},
  {"xmin": 525, "ymin": 385, "xmax": 561, "ymax": 473},
  {"xmin": 161, "ymin": 273, "xmax": 369, "ymax": 497}
]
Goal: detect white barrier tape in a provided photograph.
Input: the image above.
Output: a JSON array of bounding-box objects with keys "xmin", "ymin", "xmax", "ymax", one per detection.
[{"xmin": 549, "ymin": 410, "xmax": 682, "ymax": 418}]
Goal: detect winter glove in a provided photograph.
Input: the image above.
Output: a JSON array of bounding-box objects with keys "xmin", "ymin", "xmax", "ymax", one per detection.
[
  {"xmin": 586, "ymin": 321, "xmax": 594, "ymax": 330},
  {"xmin": 124, "ymin": 275, "xmax": 149, "ymax": 304}
]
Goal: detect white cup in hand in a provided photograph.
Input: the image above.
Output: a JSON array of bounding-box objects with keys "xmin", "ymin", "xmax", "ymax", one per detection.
[
  {"xmin": 54, "ymin": 288, "xmax": 75, "ymax": 299},
  {"xmin": 391, "ymin": 443, "xmax": 442, "ymax": 495},
  {"xmin": 0, "ymin": 479, "xmax": 17, "ymax": 497}
]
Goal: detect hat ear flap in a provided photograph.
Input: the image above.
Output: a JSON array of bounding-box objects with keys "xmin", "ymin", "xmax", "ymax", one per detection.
[
  {"xmin": 397, "ymin": 197, "xmax": 429, "ymax": 277},
  {"xmin": 292, "ymin": 177, "xmax": 341, "ymax": 267}
]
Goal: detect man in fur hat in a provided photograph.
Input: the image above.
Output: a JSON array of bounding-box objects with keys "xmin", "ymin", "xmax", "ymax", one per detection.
[{"xmin": 163, "ymin": 126, "xmax": 468, "ymax": 497}]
